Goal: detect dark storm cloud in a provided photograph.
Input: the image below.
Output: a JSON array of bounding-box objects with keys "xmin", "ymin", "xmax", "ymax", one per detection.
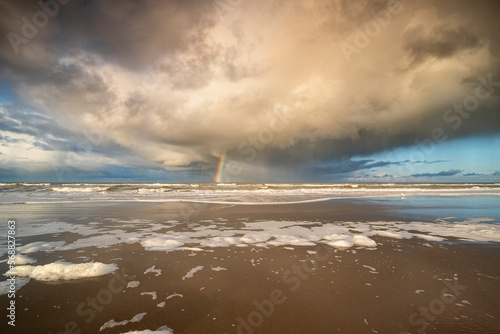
[
  {"xmin": 0, "ymin": 164, "xmax": 201, "ymax": 182},
  {"xmin": 313, "ymin": 159, "xmax": 408, "ymax": 175},
  {"xmin": 0, "ymin": 0, "xmax": 215, "ymax": 70},
  {"xmin": 404, "ymin": 25, "xmax": 483, "ymax": 65},
  {"xmin": 0, "ymin": 0, "xmax": 499, "ymax": 180},
  {"xmin": 416, "ymin": 160, "xmax": 449, "ymax": 165},
  {"xmin": 372, "ymin": 173, "xmax": 392, "ymax": 179},
  {"xmin": 411, "ymin": 169, "xmax": 462, "ymax": 178}
]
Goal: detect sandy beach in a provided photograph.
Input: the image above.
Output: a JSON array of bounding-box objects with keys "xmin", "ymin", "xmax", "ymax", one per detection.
[{"xmin": 1, "ymin": 198, "xmax": 499, "ymax": 334}]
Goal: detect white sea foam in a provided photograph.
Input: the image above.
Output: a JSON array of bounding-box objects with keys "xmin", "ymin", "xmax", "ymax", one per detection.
[
  {"xmin": 353, "ymin": 235, "xmax": 378, "ymax": 247},
  {"xmin": 184, "ymin": 247, "xmax": 204, "ymax": 252},
  {"xmin": 100, "ymin": 312, "xmax": 147, "ymax": 331},
  {"xmin": 374, "ymin": 230, "xmax": 408, "ymax": 239},
  {"xmin": 141, "ymin": 292, "xmax": 157, "ymax": 300},
  {"xmin": 5, "ymin": 262, "xmax": 118, "ymax": 281},
  {"xmin": 8, "ymin": 215, "xmax": 499, "ymax": 262},
  {"xmin": 211, "ymin": 266, "xmax": 227, "ymax": 271},
  {"xmin": 267, "ymin": 235, "xmax": 316, "ymax": 247},
  {"xmin": 119, "ymin": 326, "xmax": 173, "ymax": 334},
  {"xmin": 141, "ymin": 238, "xmax": 185, "ymax": 252},
  {"xmin": 182, "ymin": 266, "xmax": 204, "ymax": 280},
  {"xmin": 166, "ymin": 293, "xmax": 183, "ymax": 299},
  {"xmin": 127, "ymin": 281, "xmax": 140, "ymax": 288},
  {"xmin": 363, "ymin": 265, "xmax": 377, "ymax": 272},
  {"xmin": 144, "ymin": 265, "xmax": 162, "ymax": 276},
  {"xmin": 325, "ymin": 239, "xmax": 353, "ymax": 249},
  {"xmin": 139, "ymin": 218, "xmax": 500, "ymax": 251},
  {"xmin": 201, "ymin": 237, "xmax": 241, "ymax": 247}
]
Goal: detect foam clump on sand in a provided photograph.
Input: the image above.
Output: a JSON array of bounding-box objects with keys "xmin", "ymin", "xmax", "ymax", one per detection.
[
  {"xmin": 141, "ymin": 291, "xmax": 158, "ymax": 300},
  {"xmin": 182, "ymin": 266, "xmax": 204, "ymax": 280},
  {"xmin": 100, "ymin": 312, "xmax": 147, "ymax": 331},
  {"xmin": 4, "ymin": 262, "xmax": 118, "ymax": 281},
  {"xmin": 127, "ymin": 281, "xmax": 140, "ymax": 288},
  {"xmin": 200, "ymin": 237, "xmax": 241, "ymax": 247},
  {"xmin": 323, "ymin": 233, "xmax": 377, "ymax": 249},
  {"xmin": 141, "ymin": 238, "xmax": 185, "ymax": 252},
  {"xmin": 352, "ymin": 235, "xmax": 378, "ymax": 247},
  {"xmin": 144, "ymin": 265, "xmax": 162, "ymax": 276},
  {"xmin": 166, "ymin": 293, "xmax": 183, "ymax": 299},
  {"xmin": 119, "ymin": 325, "xmax": 173, "ymax": 334},
  {"xmin": 211, "ymin": 266, "xmax": 227, "ymax": 271},
  {"xmin": 239, "ymin": 233, "xmax": 272, "ymax": 244},
  {"xmin": 267, "ymin": 235, "xmax": 316, "ymax": 247},
  {"xmin": 325, "ymin": 239, "xmax": 353, "ymax": 250}
]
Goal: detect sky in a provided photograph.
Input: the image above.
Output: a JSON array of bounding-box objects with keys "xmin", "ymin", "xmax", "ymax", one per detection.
[{"xmin": 0, "ymin": 0, "xmax": 499, "ymax": 183}]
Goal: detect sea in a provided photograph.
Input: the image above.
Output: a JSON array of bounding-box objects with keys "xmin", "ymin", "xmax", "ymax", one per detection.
[{"xmin": 1, "ymin": 182, "xmax": 499, "ymax": 205}]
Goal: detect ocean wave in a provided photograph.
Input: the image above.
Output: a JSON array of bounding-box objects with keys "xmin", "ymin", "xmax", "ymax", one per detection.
[
  {"xmin": 51, "ymin": 186, "xmax": 109, "ymax": 192},
  {"xmin": 137, "ymin": 187, "xmax": 171, "ymax": 194}
]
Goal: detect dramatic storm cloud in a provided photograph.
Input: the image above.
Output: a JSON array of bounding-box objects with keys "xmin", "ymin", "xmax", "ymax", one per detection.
[
  {"xmin": 0, "ymin": 0, "xmax": 499, "ymax": 181},
  {"xmin": 410, "ymin": 169, "xmax": 462, "ymax": 178}
]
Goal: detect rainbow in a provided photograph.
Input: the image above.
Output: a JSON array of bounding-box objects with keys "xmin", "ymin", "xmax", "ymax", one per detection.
[{"xmin": 214, "ymin": 151, "xmax": 227, "ymax": 183}]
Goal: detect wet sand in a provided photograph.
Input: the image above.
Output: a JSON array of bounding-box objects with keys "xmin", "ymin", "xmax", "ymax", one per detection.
[{"xmin": 1, "ymin": 200, "xmax": 499, "ymax": 334}]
